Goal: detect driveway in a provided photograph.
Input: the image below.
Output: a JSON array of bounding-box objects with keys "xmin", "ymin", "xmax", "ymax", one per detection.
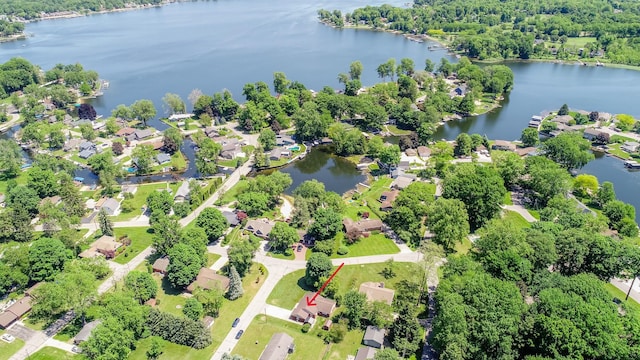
[
  {"xmin": 264, "ymin": 305, "xmax": 295, "ymax": 322},
  {"xmin": 7, "ymin": 323, "xmax": 36, "ymax": 341}
]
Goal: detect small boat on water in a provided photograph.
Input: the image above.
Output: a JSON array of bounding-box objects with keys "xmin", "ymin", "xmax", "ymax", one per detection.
[{"xmin": 624, "ymin": 160, "xmax": 640, "ymax": 169}]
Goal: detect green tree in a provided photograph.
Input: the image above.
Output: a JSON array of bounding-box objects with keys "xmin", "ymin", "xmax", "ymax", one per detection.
[
  {"xmin": 397, "ymin": 58, "xmax": 415, "ymax": 76},
  {"xmin": 48, "ymin": 127, "xmax": 65, "ymax": 149},
  {"xmin": 167, "ymin": 243, "xmax": 202, "ymax": 289},
  {"xmin": 98, "ymin": 208, "xmax": 114, "ymax": 236},
  {"xmin": 573, "ymin": 174, "xmax": 599, "ymax": 198},
  {"xmin": 146, "ymin": 337, "xmax": 164, "ymax": 360},
  {"xmin": 273, "ymin": 72, "xmax": 290, "ymax": 94},
  {"xmin": 152, "ymin": 214, "xmax": 182, "ymax": 257},
  {"xmin": 426, "ymin": 198, "xmax": 470, "ymax": 253},
  {"xmin": 125, "ymin": 271, "xmax": 158, "ymax": 304},
  {"xmin": 27, "ymin": 166, "xmax": 58, "ymax": 197},
  {"xmin": 458, "ymin": 92, "xmax": 475, "ymax": 114},
  {"xmin": 0, "ymin": 139, "xmax": 24, "ymax": 178},
  {"xmin": 305, "ymin": 252, "xmax": 332, "ymax": 287},
  {"xmin": 521, "ymin": 127, "xmax": 539, "ymax": 147},
  {"xmin": 83, "ymin": 319, "xmax": 136, "ymax": 360},
  {"xmin": 390, "ymin": 304, "xmax": 422, "ymax": 358},
  {"xmin": 349, "ymin": 60, "xmax": 364, "ymax": 80},
  {"xmin": 424, "ymin": 58, "xmax": 435, "ymax": 72},
  {"xmin": 342, "ymin": 290, "xmax": 367, "ymax": 328},
  {"xmin": 194, "ymin": 137, "xmax": 221, "ymax": 175},
  {"xmin": 379, "ymin": 144, "xmax": 401, "ymax": 166},
  {"xmin": 374, "ymin": 348, "xmax": 400, "ymax": 360},
  {"xmin": 443, "ymin": 163, "xmax": 507, "ymax": 230},
  {"xmin": 194, "ymin": 287, "xmax": 225, "ymax": 317},
  {"xmin": 269, "ymin": 222, "xmax": 299, "ymax": 252},
  {"xmin": 227, "ymin": 265, "xmax": 244, "ymax": 300},
  {"xmin": 454, "ymin": 133, "xmax": 472, "ymax": 156},
  {"xmin": 308, "ymin": 208, "xmax": 342, "ymax": 241},
  {"xmin": 558, "ymin": 103, "xmax": 569, "ymax": 116},
  {"xmin": 491, "ymin": 150, "xmax": 525, "ymax": 188},
  {"xmin": 596, "ymin": 181, "xmax": 616, "ymax": 207},
  {"xmin": 132, "ymin": 144, "xmax": 155, "ymax": 175},
  {"xmin": 522, "ymin": 156, "xmax": 571, "ymax": 208},
  {"xmin": 196, "ymin": 208, "xmax": 228, "ymax": 243},
  {"xmin": 131, "ymin": 99, "xmax": 157, "ymax": 127},
  {"xmin": 228, "ymin": 240, "xmax": 256, "ymax": 277},
  {"xmin": 294, "ymin": 102, "xmax": 329, "ymax": 141},
  {"xmin": 542, "ymin": 132, "xmax": 594, "ymax": 169},
  {"xmin": 397, "ymin": 75, "xmax": 418, "ymax": 100},
  {"xmin": 79, "ymin": 122, "xmax": 96, "ymax": 140},
  {"xmin": 258, "ymin": 128, "xmax": 276, "ymax": 151},
  {"xmin": 162, "ymin": 93, "xmax": 186, "ymax": 115},
  {"xmin": 162, "ymin": 127, "xmax": 183, "ymax": 154},
  {"xmin": 236, "ymin": 191, "xmax": 270, "ymax": 217},
  {"xmin": 29, "ymin": 237, "xmax": 72, "ymax": 281},
  {"xmin": 183, "ymin": 298, "xmax": 204, "ymax": 321}
]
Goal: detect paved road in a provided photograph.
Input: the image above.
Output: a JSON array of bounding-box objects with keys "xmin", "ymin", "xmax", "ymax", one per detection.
[{"xmin": 210, "ymin": 242, "xmax": 423, "ymax": 360}]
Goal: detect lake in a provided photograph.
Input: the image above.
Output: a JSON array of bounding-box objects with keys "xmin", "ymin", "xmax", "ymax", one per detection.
[
  {"xmin": 260, "ymin": 146, "xmax": 366, "ymax": 195},
  {"xmin": 1, "ymin": 0, "xmax": 640, "ymax": 219}
]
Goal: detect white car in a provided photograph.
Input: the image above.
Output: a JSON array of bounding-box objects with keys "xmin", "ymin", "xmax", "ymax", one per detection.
[
  {"xmin": 1, "ymin": 333, "xmax": 15, "ymax": 343},
  {"xmin": 71, "ymin": 346, "xmax": 83, "ymax": 354}
]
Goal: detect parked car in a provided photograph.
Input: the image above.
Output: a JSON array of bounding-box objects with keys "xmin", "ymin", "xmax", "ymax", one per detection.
[
  {"xmin": 235, "ymin": 330, "xmax": 244, "ymax": 339},
  {"xmin": 71, "ymin": 346, "xmax": 83, "ymax": 354},
  {"xmin": 1, "ymin": 334, "xmax": 15, "ymax": 343},
  {"xmin": 232, "ymin": 318, "xmax": 240, "ymax": 328},
  {"xmin": 296, "ymin": 244, "xmax": 303, "ymax": 252}
]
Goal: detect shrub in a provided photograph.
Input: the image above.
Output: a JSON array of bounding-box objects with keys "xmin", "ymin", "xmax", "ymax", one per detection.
[
  {"xmin": 301, "ymin": 323, "xmax": 311, "ymax": 333},
  {"xmin": 284, "ymin": 248, "xmax": 293, "ymax": 256},
  {"xmin": 313, "ymin": 239, "xmax": 334, "ymax": 256},
  {"xmin": 337, "ymin": 246, "xmax": 349, "ymax": 255}
]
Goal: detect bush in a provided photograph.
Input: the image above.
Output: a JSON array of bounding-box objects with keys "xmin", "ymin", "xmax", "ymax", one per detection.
[
  {"xmin": 301, "ymin": 323, "xmax": 311, "ymax": 333},
  {"xmin": 173, "ymin": 202, "xmax": 190, "ymax": 218},
  {"xmin": 146, "ymin": 308, "xmax": 212, "ymax": 349},
  {"xmin": 120, "ymin": 199, "xmax": 135, "ymax": 213},
  {"xmin": 313, "ymin": 239, "xmax": 334, "ymax": 256},
  {"xmin": 284, "ymin": 248, "xmax": 293, "ymax": 256},
  {"xmin": 337, "ymin": 246, "xmax": 349, "ymax": 255}
]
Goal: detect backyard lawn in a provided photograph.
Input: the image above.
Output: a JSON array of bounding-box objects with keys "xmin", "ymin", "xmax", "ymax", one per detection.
[
  {"xmin": 216, "ymin": 179, "xmax": 248, "ymax": 206},
  {"xmin": 503, "ymin": 210, "xmax": 532, "ymax": 228},
  {"xmin": 112, "ymin": 227, "xmax": 154, "ymax": 264},
  {"xmin": 111, "ymin": 182, "xmax": 181, "ymax": 221},
  {"xmin": 128, "ymin": 263, "xmax": 267, "ymax": 359},
  {"xmin": 0, "ymin": 332, "xmax": 24, "ymax": 360},
  {"xmin": 386, "ymin": 124, "xmax": 412, "ymax": 135},
  {"xmin": 233, "ymin": 315, "xmax": 365, "ymax": 360},
  {"xmin": 29, "ymin": 347, "xmax": 78, "ymax": 360},
  {"xmin": 333, "ymin": 233, "xmax": 399, "ymax": 259},
  {"xmin": 604, "ymin": 283, "xmax": 640, "ymax": 315},
  {"xmin": 267, "ymin": 262, "xmax": 424, "ymax": 310}
]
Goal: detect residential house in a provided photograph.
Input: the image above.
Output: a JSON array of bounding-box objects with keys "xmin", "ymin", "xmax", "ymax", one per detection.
[
  {"xmin": 359, "ymin": 282, "xmax": 395, "ymax": 305},
  {"xmin": 133, "ymin": 129, "xmax": 155, "ymax": 141},
  {"xmin": 174, "ymin": 180, "xmax": 191, "ymax": 203},
  {"xmin": 321, "ymin": 137, "xmax": 333, "ymax": 144},
  {"xmin": 79, "ymin": 235, "xmax": 123, "ymax": 259},
  {"xmin": 0, "ymin": 296, "xmax": 33, "ymax": 329},
  {"xmin": 222, "ymin": 211, "xmax": 240, "ymax": 227},
  {"xmin": 405, "ymin": 148, "xmax": 417, "ymax": 157},
  {"xmin": 96, "ymin": 197, "xmax": 121, "ymax": 215},
  {"xmin": 92, "ymin": 121, "xmax": 106, "ymax": 131},
  {"xmin": 322, "ymin": 319, "xmax": 332, "ymax": 330},
  {"xmin": 121, "ymin": 185, "xmax": 138, "ymax": 196},
  {"xmin": 269, "ymin": 148, "xmax": 291, "ymax": 161},
  {"xmin": 39, "ymin": 195, "xmax": 62, "ymax": 207},
  {"xmin": 583, "ymin": 128, "xmax": 610, "ymax": 143},
  {"xmin": 245, "ymin": 219, "xmax": 276, "ymax": 239},
  {"xmin": 204, "ymin": 127, "xmax": 218, "ymax": 138},
  {"xmin": 152, "ymin": 257, "xmax": 170, "ymax": 275},
  {"xmin": 74, "ymin": 320, "xmax": 102, "ymax": 344},
  {"xmin": 276, "ymin": 134, "xmax": 295, "ymax": 147},
  {"xmin": 343, "ymin": 218, "xmax": 384, "ymax": 241},
  {"xmin": 115, "ymin": 127, "xmax": 136, "ymax": 137},
  {"xmin": 290, "ymin": 293, "xmax": 336, "ymax": 323},
  {"xmin": 220, "ymin": 143, "xmax": 243, "ymax": 159},
  {"xmin": 379, "ymin": 190, "xmax": 399, "ymax": 211},
  {"xmin": 362, "ymin": 326, "xmax": 385, "ymax": 349},
  {"xmin": 417, "ymin": 146, "xmax": 431, "ymax": 158},
  {"xmin": 397, "ymin": 160, "xmax": 410, "ymax": 170},
  {"xmin": 354, "ymin": 347, "xmax": 378, "ymax": 360},
  {"xmin": 491, "ymin": 140, "xmax": 517, "ymax": 151},
  {"xmin": 450, "ymin": 84, "xmax": 467, "ymax": 97},
  {"xmin": 258, "ymin": 332, "xmax": 295, "ymax": 360},
  {"xmin": 551, "ymin": 115, "xmax": 573, "ymax": 125},
  {"xmin": 186, "ymin": 267, "xmax": 230, "ymax": 293},
  {"xmin": 515, "ymin": 147, "xmax": 538, "ymax": 157},
  {"xmin": 621, "ymin": 141, "xmax": 640, "ymax": 153},
  {"xmin": 63, "ymin": 138, "xmax": 82, "ymax": 152},
  {"xmin": 390, "ymin": 175, "xmax": 413, "ymax": 190},
  {"xmin": 79, "ymin": 141, "xmax": 96, "ymax": 152},
  {"xmin": 78, "ymin": 149, "xmax": 96, "ymax": 159},
  {"xmin": 156, "ymin": 152, "xmax": 172, "ymax": 165}
]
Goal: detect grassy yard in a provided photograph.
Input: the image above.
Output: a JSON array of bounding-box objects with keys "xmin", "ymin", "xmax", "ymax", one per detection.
[
  {"xmin": 128, "ymin": 263, "xmax": 267, "ymax": 359},
  {"xmin": 607, "ymin": 143, "xmax": 632, "ymax": 159},
  {"xmin": 503, "ymin": 192, "xmax": 513, "ymax": 205},
  {"xmin": 454, "ymin": 237, "xmax": 473, "ymax": 255},
  {"xmin": 29, "ymin": 347, "xmax": 78, "ymax": 360},
  {"xmin": 386, "ymin": 124, "xmax": 412, "ymax": 136},
  {"xmin": 234, "ymin": 315, "xmax": 365, "ymax": 360},
  {"xmin": 207, "ymin": 253, "xmax": 222, "ymax": 267},
  {"xmin": 604, "ymin": 283, "xmax": 640, "ymax": 315},
  {"xmin": 216, "ymin": 179, "xmax": 248, "ymax": 206},
  {"xmin": 0, "ymin": 331, "xmax": 24, "ymax": 360},
  {"xmin": 170, "ymin": 151, "xmax": 187, "ymax": 171},
  {"xmin": 69, "ymin": 154, "xmax": 89, "ymax": 165},
  {"xmin": 333, "ymin": 232, "xmax": 399, "ymax": 258},
  {"xmin": 155, "ymin": 275, "xmax": 188, "ymax": 317},
  {"xmin": 503, "ymin": 210, "xmax": 532, "ymax": 228},
  {"xmin": 112, "ymin": 227, "xmax": 154, "ymax": 264},
  {"xmin": 0, "ymin": 171, "xmax": 28, "ymax": 194},
  {"xmin": 267, "ymin": 262, "xmax": 424, "ymax": 310},
  {"xmin": 111, "ymin": 182, "xmax": 180, "ymax": 221}
]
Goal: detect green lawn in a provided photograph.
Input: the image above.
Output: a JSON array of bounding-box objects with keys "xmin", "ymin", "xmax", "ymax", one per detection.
[
  {"xmin": 454, "ymin": 237, "xmax": 473, "ymax": 255},
  {"xmin": 69, "ymin": 154, "xmax": 89, "ymax": 165},
  {"xmin": 155, "ymin": 275, "xmax": 188, "ymax": 317},
  {"xmin": 0, "ymin": 331, "xmax": 24, "ymax": 360},
  {"xmin": 28, "ymin": 347, "xmax": 78, "ymax": 360},
  {"xmin": 222, "ymin": 227, "xmax": 243, "ymax": 246},
  {"xmin": 386, "ymin": 124, "xmax": 412, "ymax": 136},
  {"xmin": 607, "ymin": 143, "xmax": 632, "ymax": 159},
  {"xmin": 111, "ymin": 182, "xmax": 180, "ymax": 221},
  {"xmin": 503, "ymin": 210, "xmax": 532, "ymax": 228},
  {"xmin": 503, "ymin": 192, "xmax": 513, "ymax": 205},
  {"xmin": 128, "ymin": 263, "xmax": 267, "ymax": 359},
  {"xmin": 565, "ymin": 36, "xmax": 597, "ymax": 47},
  {"xmin": 333, "ymin": 232, "xmax": 399, "ymax": 258},
  {"xmin": 267, "ymin": 262, "xmax": 424, "ymax": 310},
  {"xmin": 207, "ymin": 253, "xmax": 222, "ymax": 267},
  {"xmin": 112, "ymin": 227, "xmax": 154, "ymax": 264},
  {"xmin": 234, "ymin": 315, "xmax": 364, "ymax": 360},
  {"xmin": 218, "ymin": 159, "xmax": 239, "ymax": 168},
  {"xmin": 170, "ymin": 151, "xmax": 187, "ymax": 171},
  {"xmin": 604, "ymin": 283, "xmax": 640, "ymax": 315},
  {"xmin": 216, "ymin": 179, "xmax": 248, "ymax": 206},
  {"xmin": 0, "ymin": 170, "xmax": 28, "ymax": 194},
  {"xmin": 342, "ymin": 203, "xmax": 381, "ymax": 221}
]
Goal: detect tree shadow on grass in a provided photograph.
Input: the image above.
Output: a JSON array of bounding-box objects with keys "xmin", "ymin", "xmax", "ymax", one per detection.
[
  {"xmin": 161, "ymin": 275, "xmax": 183, "ymax": 296},
  {"xmin": 296, "ymin": 276, "xmax": 316, "ymax": 293}
]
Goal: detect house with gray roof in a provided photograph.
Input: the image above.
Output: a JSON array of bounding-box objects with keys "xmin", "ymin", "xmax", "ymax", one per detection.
[
  {"xmin": 276, "ymin": 134, "xmax": 295, "ymax": 146},
  {"xmin": 245, "ymin": 219, "xmax": 276, "ymax": 239},
  {"xmin": 99, "ymin": 197, "xmax": 120, "ymax": 216},
  {"xmin": 258, "ymin": 333, "xmax": 295, "ymax": 360},
  {"xmin": 362, "ymin": 326, "xmax": 385, "ymax": 349},
  {"xmin": 622, "ymin": 141, "xmax": 640, "ymax": 153},
  {"xmin": 78, "ymin": 149, "xmax": 96, "ymax": 159},
  {"xmin": 74, "ymin": 320, "xmax": 102, "ymax": 344},
  {"xmin": 174, "ymin": 180, "xmax": 191, "ymax": 203},
  {"xmin": 354, "ymin": 346, "xmax": 378, "ymax": 360},
  {"xmin": 156, "ymin": 152, "xmax": 171, "ymax": 165},
  {"xmin": 132, "ymin": 129, "xmax": 154, "ymax": 141},
  {"xmin": 79, "ymin": 141, "xmax": 95, "ymax": 151}
]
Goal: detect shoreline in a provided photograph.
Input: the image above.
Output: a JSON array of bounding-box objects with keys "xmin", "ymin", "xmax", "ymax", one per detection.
[{"xmin": 319, "ymin": 20, "xmax": 640, "ymax": 72}]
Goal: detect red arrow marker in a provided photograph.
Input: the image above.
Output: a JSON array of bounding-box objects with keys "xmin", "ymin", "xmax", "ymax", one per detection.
[{"xmin": 306, "ymin": 263, "xmax": 344, "ymax": 306}]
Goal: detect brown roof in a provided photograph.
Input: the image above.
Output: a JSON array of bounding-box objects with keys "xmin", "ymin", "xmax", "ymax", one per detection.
[
  {"xmin": 379, "ymin": 190, "xmax": 399, "ymax": 210},
  {"xmin": 359, "ymin": 282, "xmax": 395, "ymax": 305},
  {"xmin": 140, "ymin": 140, "xmax": 164, "ymax": 150},
  {"xmin": 187, "ymin": 268, "xmax": 230, "ymax": 293},
  {"xmin": 405, "ymin": 148, "xmax": 417, "ymax": 156},
  {"xmin": 25, "ymin": 282, "xmax": 43, "ymax": 297},
  {"xmin": 492, "ymin": 140, "xmax": 516, "ymax": 151},
  {"xmin": 0, "ymin": 296, "xmax": 33, "ymax": 328},
  {"xmin": 354, "ymin": 346, "xmax": 378, "ymax": 360},
  {"xmin": 152, "ymin": 257, "xmax": 170, "ymax": 273},
  {"xmin": 291, "ymin": 293, "xmax": 336, "ymax": 320},
  {"xmin": 116, "ymin": 127, "xmax": 136, "ymax": 136},
  {"xmin": 245, "ymin": 219, "xmax": 276, "ymax": 237},
  {"xmin": 417, "ymin": 146, "xmax": 431, "ymax": 158},
  {"xmin": 202, "ymin": 316, "xmax": 215, "ymax": 329},
  {"xmin": 93, "ymin": 235, "xmax": 122, "ymax": 252},
  {"xmin": 343, "ymin": 218, "xmax": 384, "ymax": 234},
  {"xmin": 515, "ymin": 147, "xmax": 537, "ymax": 157},
  {"xmin": 39, "ymin": 195, "xmax": 61, "ymax": 207}
]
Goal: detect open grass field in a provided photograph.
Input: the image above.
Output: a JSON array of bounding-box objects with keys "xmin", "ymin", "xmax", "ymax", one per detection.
[
  {"xmin": 112, "ymin": 227, "xmax": 154, "ymax": 264},
  {"xmin": 29, "ymin": 347, "xmax": 78, "ymax": 360},
  {"xmin": 0, "ymin": 331, "xmax": 24, "ymax": 360},
  {"xmin": 503, "ymin": 210, "xmax": 532, "ymax": 228},
  {"xmin": 267, "ymin": 262, "xmax": 424, "ymax": 310},
  {"xmin": 128, "ymin": 263, "xmax": 267, "ymax": 359},
  {"xmin": 233, "ymin": 315, "xmax": 364, "ymax": 360},
  {"xmin": 216, "ymin": 179, "xmax": 248, "ymax": 206},
  {"xmin": 110, "ymin": 182, "xmax": 180, "ymax": 221}
]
